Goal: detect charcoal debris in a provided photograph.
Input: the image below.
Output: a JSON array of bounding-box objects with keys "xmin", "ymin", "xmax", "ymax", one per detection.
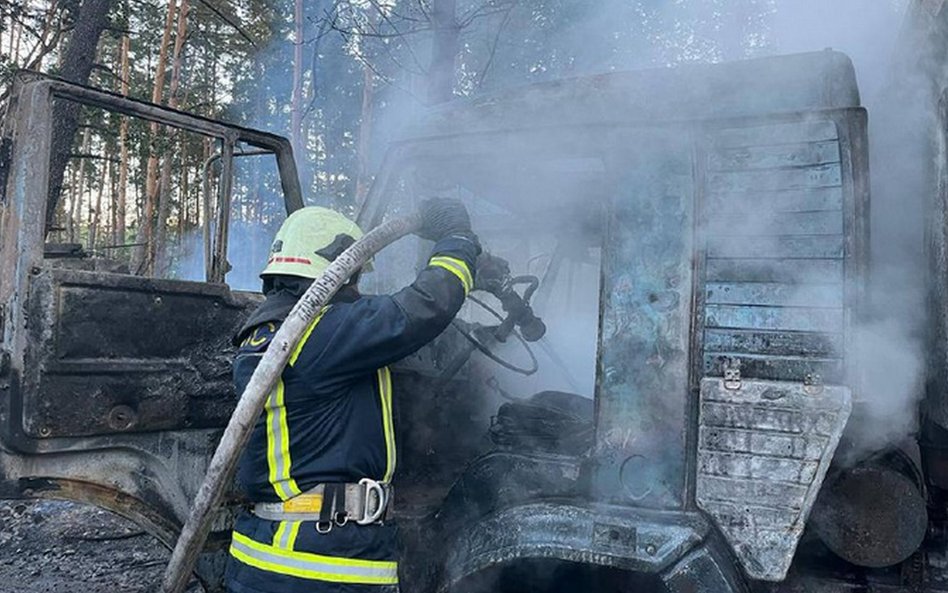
[{"xmin": 0, "ymin": 499, "xmax": 202, "ymax": 592}]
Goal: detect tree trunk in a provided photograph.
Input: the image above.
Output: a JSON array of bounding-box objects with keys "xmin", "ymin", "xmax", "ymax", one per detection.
[
  {"xmin": 45, "ymin": 0, "xmax": 114, "ymax": 232},
  {"xmin": 7, "ymin": 14, "xmax": 14, "ymax": 58},
  {"xmin": 179, "ymin": 151, "xmax": 189, "ymax": 238},
  {"xmin": 68, "ymin": 127, "xmax": 94, "ymax": 244},
  {"xmin": 428, "ymin": 0, "xmax": 459, "ymax": 104},
  {"xmin": 11, "ymin": 14, "xmax": 22, "ymax": 61},
  {"xmin": 115, "ymin": 33, "xmax": 130, "ymax": 246},
  {"xmin": 154, "ymin": 0, "xmax": 190, "ymax": 274},
  {"xmin": 354, "ymin": 63, "xmax": 375, "ymax": 205},
  {"xmin": 154, "ymin": 157, "xmax": 174, "ymax": 274},
  {"xmin": 53, "ymin": 190, "xmax": 68, "ymax": 236},
  {"xmin": 720, "ymin": 2, "xmax": 748, "ymax": 61},
  {"xmin": 136, "ymin": 0, "xmax": 179, "ymax": 275},
  {"xmin": 299, "ymin": 0, "xmax": 332, "ymax": 196},
  {"xmin": 66, "ymin": 165, "xmax": 77, "ymax": 243},
  {"xmin": 107, "ymin": 146, "xmax": 119, "ymax": 247},
  {"xmin": 290, "ymin": 0, "xmax": 304, "ymax": 155},
  {"xmin": 90, "ymin": 159, "xmax": 108, "ymax": 251},
  {"xmin": 202, "ymin": 136, "xmax": 212, "ymax": 277}
]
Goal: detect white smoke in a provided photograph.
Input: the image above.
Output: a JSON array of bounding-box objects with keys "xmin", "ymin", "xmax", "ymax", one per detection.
[{"xmin": 231, "ymin": 0, "xmax": 926, "ymax": 458}]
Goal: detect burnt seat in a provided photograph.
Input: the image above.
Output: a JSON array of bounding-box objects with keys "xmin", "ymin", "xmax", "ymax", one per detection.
[{"xmin": 489, "ymin": 391, "xmax": 594, "ymax": 455}]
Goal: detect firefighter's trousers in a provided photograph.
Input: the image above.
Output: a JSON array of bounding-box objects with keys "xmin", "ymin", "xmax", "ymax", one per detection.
[{"xmin": 225, "ymin": 510, "xmax": 399, "ymax": 593}]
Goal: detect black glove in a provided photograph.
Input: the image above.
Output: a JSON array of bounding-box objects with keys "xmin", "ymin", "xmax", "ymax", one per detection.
[
  {"xmin": 474, "ymin": 252, "xmax": 509, "ymax": 293},
  {"xmin": 416, "ymin": 198, "xmax": 472, "ymax": 242}
]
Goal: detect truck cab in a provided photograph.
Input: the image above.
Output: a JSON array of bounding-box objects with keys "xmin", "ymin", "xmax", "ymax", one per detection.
[
  {"xmin": 361, "ymin": 49, "xmax": 867, "ymax": 593},
  {"xmin": 0, "ymin": 46, "xmax": 926, "ymax": 592}
]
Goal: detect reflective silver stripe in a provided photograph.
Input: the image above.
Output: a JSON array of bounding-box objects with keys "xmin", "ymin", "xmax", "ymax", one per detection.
[
  {"xmin": 265, "ymin": 380, "xmax": 301, "ymax": 501},
  {"xmin": 272, "ymin": 521, "xmax": 300, "ymax": 550},
  {"xmin": 253, "ymin": 482, "xmax": 391, "ymax": 523},
  {"xmin": 230, "ymin": 531, "xmax": 398, "ymax": 584}
]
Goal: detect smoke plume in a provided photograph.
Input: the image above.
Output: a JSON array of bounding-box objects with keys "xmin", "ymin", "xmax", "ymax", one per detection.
[{"xmin": 224, "ymin": 0, "xmax": 924, "ymax": 461}]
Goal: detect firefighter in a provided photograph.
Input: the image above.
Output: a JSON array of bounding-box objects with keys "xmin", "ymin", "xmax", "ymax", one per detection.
[{"xmin": 224, "ymin": 199, "xmax": 479, "ymax": 593}]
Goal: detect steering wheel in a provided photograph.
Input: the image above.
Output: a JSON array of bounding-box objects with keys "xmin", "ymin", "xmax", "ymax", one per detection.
[{"xmin": 450, "ymin": 294, "xmax": 539, "ymax": 376}]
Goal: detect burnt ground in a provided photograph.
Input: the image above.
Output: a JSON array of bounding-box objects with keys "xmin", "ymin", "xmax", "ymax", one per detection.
[{"xmin": 0, "ymin": 499, "xmax": 203, "ymax": 593}]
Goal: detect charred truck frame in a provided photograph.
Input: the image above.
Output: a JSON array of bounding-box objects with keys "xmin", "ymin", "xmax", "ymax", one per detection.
[{"xmin": 3, "ymin": 11, "xmax": 948, "ymax": 592}]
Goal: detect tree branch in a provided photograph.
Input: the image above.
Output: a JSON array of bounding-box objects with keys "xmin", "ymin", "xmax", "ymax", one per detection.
[
  {"xmin": 191, "ymin": 0, "xmax": 256, "ymax": 47},
  {"xmin": 476, "ymin": 2, "xmax": 515, "ymax": 89}
]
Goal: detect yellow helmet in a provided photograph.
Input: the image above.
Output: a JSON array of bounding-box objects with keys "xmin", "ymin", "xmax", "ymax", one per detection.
[{"xmin": 261, "ymin": 206, "xmax": 366, "ymax": 279}]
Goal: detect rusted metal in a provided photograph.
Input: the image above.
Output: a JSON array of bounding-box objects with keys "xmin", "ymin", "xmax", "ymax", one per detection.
[
  {"xmin": 202, "ymin": 153, "xmax": 215, "ymax": 281},
  {"xmin": 201, "ymin": 149, "xmax": 272, "ymax": 283},
  {"xmin": 811, "ymin": 455, "xmax": 928, "ymax": 568},
  {"xmin": 916, "ymin": 3, "xmax": 948, "ymax": 436},
  {"xmin": 210, "ymin": 139, "xmax": 235, "ymax": 284},
  {"xmin": 4, "ymin": 72, "xmax": 303, "ymax": 212}
]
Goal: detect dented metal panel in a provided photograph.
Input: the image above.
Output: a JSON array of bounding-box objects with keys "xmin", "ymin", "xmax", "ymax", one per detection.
[
  {"xmin": 696, "ymin": 377, "xmax": 852, "ymax": 581},
  {"xmin": 22, "ymin": 268, "xmax": 258, "ymax": 438},
  {"xmin": 708, "ymin": 140, "xmax": 841, "ymax": 171},
  {"xmin": 440, "ymin": 502, "xmax": 711, "ymax": 592},
  {"xmin": 594, "ymin": 135, "xmax": 695, "ymax": 509},
  {"xmin": 662, "ymin": 545, "xmax": 751, "ymax": 593}
]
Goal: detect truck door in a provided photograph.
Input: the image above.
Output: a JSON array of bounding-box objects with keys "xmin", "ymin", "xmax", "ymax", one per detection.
[
  {"xmin": 0, "ymin": 73, "xmax": 302, "ymax": 591},
  {"xmin": 596, "ymin": 109, "xmax": 867, "ymax": 581}
]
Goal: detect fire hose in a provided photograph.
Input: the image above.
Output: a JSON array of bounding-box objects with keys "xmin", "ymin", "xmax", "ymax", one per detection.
[{"xmin": 160, "ymin": 213, "xmax": 422, "ymax": 593}]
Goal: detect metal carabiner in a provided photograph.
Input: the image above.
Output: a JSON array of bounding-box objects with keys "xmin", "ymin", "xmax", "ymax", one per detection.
[
  {"xmin": 334, "ymin": 511, "xmax": 350, "ymax": 527},
  {"xmin": 356, "ymin": 478, "xmax": 387, "ymax": 525},
  {"xmin": 315, "ymin": 520, "xmax": 333, "ymax": 534}
]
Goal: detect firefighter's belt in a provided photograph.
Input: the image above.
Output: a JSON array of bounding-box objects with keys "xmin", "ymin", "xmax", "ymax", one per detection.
[{"xmin": 252, "ymin": 478, "xmax": 391, "ymax": 527}]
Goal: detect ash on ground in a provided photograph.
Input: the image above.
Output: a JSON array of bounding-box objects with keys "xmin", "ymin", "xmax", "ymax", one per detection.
[{"xmin": 0, "ymin": 499, "xmax": 201, "ymax": 593}]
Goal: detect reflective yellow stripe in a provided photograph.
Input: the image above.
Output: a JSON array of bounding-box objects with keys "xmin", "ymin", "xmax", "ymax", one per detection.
[
  {"xmin": 377, "ymin": 367, "xmax": 396, "ymax": 483},
  {"xmin": 230, "ymin": 531, "xmax": 398, "ymax": 584},
  {"xmin": 264, "ymin": 307, "xmax": 330, "ymax": 500},
  {"xmin": 265, "ymin": 380, "xmax": 302, "ymax": 500},
  {"xmin": 289, "ymin": 306, "xmax": 330, "ymax": 366},
  {"xmin": 429, "ymin": 256, "xmax": 473, "ymax": 294},
  {"xmin": 273, "ymin": 521, "xmax": 301, "ymax": 550},
  {"xmin": 249, "ymin": 322, "xmax": 276, "ymax": 347}
]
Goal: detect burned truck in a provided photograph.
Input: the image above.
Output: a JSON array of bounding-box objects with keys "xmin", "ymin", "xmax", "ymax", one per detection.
[{"xmin": 2, "ymin": 26, "xmax": 948, "ymax": 593}]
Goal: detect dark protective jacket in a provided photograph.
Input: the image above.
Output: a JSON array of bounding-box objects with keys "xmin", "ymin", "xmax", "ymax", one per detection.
[{"xmin": 225, "ymin": 235, "xmax": 477, "ymax": 593}]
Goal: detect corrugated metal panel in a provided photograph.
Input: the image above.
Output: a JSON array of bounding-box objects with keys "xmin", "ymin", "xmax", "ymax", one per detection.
[
  {"xmin": 699, "ymin": 119, "xmax": 848, "ymax": 383},
  {"xmin": 705, "ymin": 186, "xmax": 843, "ymax": 213},
  {"xmin": 695, "ymin": 378, "xmax": 852, "ymax": 581},
  {"xmin": 710, "ymin": 120, "xmax": 838, "ymax": 148}
]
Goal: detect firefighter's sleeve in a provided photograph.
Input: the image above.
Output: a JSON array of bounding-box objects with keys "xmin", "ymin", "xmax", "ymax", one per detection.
[{"xmin": 306, "ymin": 235, "xmax": 479, "ymax": 380}]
